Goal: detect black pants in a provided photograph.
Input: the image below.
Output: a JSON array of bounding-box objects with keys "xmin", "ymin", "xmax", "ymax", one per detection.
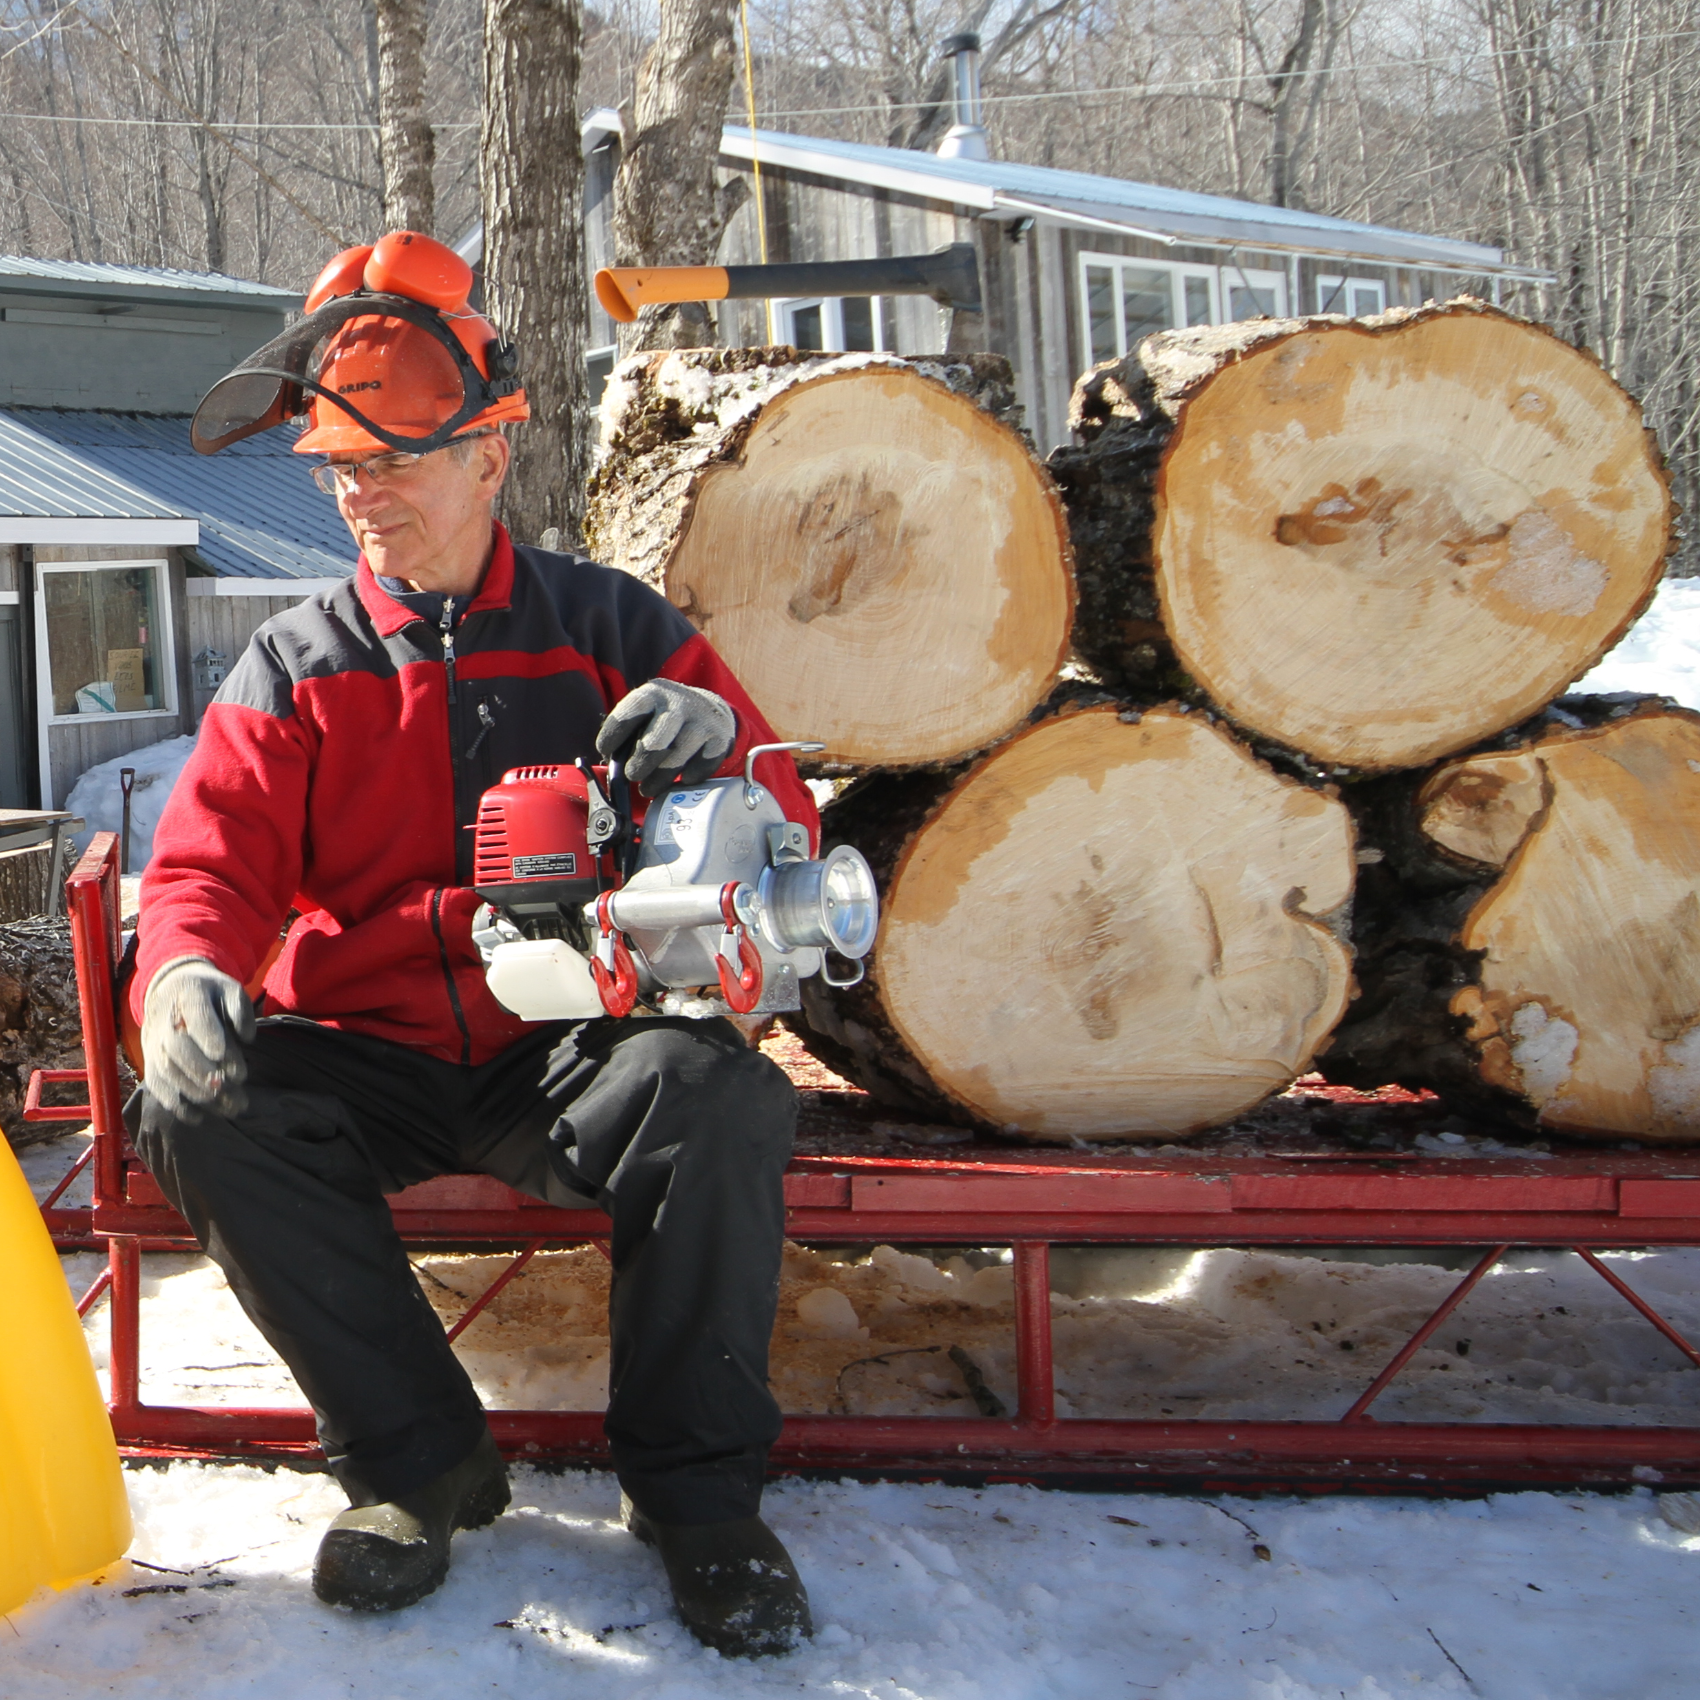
[{"xmin": 132, "ymin": 1013, "xmax": 795, "ymax": 1524}]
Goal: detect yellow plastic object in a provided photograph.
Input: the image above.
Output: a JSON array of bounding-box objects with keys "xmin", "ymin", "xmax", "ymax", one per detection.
[{"xmin": 0, "ymin": 1137, "xmax": 131, "ymax": 1614}]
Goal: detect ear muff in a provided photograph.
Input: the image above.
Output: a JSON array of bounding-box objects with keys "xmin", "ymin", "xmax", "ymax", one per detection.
[{"xmin": 363, "ymin": 232, "xmax": 474, "ymax": 314}]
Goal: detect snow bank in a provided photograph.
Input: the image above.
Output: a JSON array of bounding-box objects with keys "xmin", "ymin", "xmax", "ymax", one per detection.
[
  {"xmin": 65, "ymin": 735, "xmax": 196, "ymax": 869},
  {"xmin": 1575, "ymin": 577, "xmax": 1700, "ymax": 708}
]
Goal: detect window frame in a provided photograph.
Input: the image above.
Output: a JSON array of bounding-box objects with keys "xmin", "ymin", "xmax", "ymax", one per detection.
[
  {"xmin": 1077, "ymin": 252, "xmax": 1220, "ymax": 365},
  {"xmin": 34, "ymin": 556, "xmax": 179, "ymax": 731},
  {"xmin": 1222, "ymin": 264, "xmax": 1289, "ymax": 323},
  {"xmin": 776, "ymin": 295, "xmax": 887, "ymax": 354},
  {"xmin": 1316, "ymin": 274, "xmax": 1388, "ymax": 316}
]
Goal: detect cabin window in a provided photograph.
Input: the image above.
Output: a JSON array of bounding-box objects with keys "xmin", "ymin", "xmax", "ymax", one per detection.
[
  {"xmin": 1224, "ymin": 266, "xmax": 1288, "ymax": 320},
  {"xmin": 1316, "ymin": 275, "xmax": 1386, "ymax": 316},
  {"xmin": 1080, "ymin": 255, "xmax": 1219, "ymax": 363},
  {"xmin": 778, "ymin": 297, "xmax": 885, "ymax": 353},
  {"xmin": 36, "ymin": 559, "xmax": 176, "ymax": 723}
]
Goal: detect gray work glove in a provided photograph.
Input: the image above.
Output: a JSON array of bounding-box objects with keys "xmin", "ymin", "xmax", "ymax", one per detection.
[
  {"xmin": 141, "ymin": 956, "xmax": 257, "ymax": 1120},
  {"xmin": 596, "ymin": 679, "xmax": 737, "ymax": 798}
]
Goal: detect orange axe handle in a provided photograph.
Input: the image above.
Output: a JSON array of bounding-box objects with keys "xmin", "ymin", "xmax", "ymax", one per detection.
[{"xmin": 595, "ymin": 266, "xmax": 730, "ymax": 323}]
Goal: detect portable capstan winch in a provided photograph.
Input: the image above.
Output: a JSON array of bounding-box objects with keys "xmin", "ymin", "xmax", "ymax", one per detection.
[{"xmin": 471, "ymin": 742, "xmax": 878, "ymax": 1021}]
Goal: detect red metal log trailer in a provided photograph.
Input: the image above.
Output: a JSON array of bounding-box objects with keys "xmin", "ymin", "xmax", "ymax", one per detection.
[{"xmin": 32, "ymin": 834, "xmax": 1700, "ymax": 1493}]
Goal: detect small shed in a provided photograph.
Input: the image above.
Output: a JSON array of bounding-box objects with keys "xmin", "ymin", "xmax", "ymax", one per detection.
[{"xmin": 0, "ymin": 259, "xmax": 350, "ymax": 810}]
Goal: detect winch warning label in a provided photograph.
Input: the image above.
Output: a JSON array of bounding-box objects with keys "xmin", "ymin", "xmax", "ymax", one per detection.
[{"xmin": 511, "ymin": 852, "xmax": 577, "ymax": 878}]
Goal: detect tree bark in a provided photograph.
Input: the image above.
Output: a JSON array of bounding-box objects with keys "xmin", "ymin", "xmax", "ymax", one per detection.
[
  {"xmin": 1323, "ymin": 697, "xmax": 1700, "ymax": 1141},
  {"xmin": 481, "ymin": 0, "xmax": 591, "ymax": 546},
  {"xmin": 376, "ymin": 0, "xmax": 435, "ymax": 234},
  {"xmin": 1048, "ymin": 298, "xmax": 1674, "ymax": 773},
  {"xmin": 611, "ymin": 0, "xmax": 741, "ymax": 354},
  {"xmin": 791, "ymin": 701, "xmax": 1356, "ymax": 1141},
  {"xmin": 584, "ymin": 348, "xmax": 1074, "ymax": 769}
]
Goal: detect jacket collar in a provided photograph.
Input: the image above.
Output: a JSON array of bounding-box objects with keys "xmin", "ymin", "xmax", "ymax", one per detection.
[{"xmin": 356, "ymin": 521, "xmax": 517, "ymax": 636}]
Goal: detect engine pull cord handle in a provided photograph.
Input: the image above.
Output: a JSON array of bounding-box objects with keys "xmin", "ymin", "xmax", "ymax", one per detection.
[
  {"xmin": 590, "ymin": 890, "xmax": 639, "ymax": 1017},
  {"xmin": 715, "ymin": 882, "xmax": 764, "ymax": 1014}
]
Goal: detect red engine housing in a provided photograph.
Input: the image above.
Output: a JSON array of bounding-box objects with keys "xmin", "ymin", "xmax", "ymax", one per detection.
[{"xmin": 472, "ymin": 765, "xmax": 609, "ymax": 914}]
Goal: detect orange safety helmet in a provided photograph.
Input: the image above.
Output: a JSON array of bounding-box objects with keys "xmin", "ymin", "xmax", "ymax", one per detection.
[{"xmin": 190, "ymin": 231, "xmax": 529, "ymax": 458}]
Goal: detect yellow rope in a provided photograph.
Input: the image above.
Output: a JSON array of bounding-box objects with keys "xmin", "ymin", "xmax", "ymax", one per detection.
[{"xmin": 738, "ymin": 0, "xmax": 775, "ymax": 342}]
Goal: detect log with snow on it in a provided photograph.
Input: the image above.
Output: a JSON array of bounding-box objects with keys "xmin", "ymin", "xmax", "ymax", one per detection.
[
  {"xmin": 790, "ymin": 701, "xmax": 1357, "ymax": 1142},
  {"xmin": 1048, "ymin": 298, "xmax": 1674, "ymax": 773},
  {"xmin": 1324, "ymin": 697, "xmax": 1700, "ymax": 1142},
  {"xmin": 584, "ymin": 348, "xmax": 1075, "ymax": 771}
]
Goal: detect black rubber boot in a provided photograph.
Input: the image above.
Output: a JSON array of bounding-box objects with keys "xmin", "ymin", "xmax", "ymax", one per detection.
[
  {"xmin": 623, "ymin": 1493, "xmax": 813, "ymax": 1657},
  {"xmin": 313, "ymin": 1430, "xmax": 510, "ymax": 1611}
]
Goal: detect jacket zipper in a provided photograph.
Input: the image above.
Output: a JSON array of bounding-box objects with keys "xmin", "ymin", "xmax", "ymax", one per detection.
[{"xmin": 430, "ymin": 886, "xmax": 474, "ymax": 1065}]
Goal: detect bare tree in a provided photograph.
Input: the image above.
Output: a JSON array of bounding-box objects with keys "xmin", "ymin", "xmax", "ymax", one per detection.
[
  {"xmin": 375, "ymin": 0, "xmax": 435, "ymax": 232},
  {"xmin": 481, "ymin": 0, "xmax": 591, "ymax": 542},
  {"xmin": 611, "ymin": 0, "xmax": 742, "ymax": 351}
]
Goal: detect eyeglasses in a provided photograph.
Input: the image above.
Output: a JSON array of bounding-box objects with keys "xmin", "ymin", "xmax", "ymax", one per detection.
[{"xmin": 310, "ymin": 431, "xmax": 493, "ymax": 496}]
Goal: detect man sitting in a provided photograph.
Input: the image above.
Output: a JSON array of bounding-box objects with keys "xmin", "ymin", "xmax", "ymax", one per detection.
[{"xmin": 134, "ymin": 231, "xmax": 816, "ymax": 1656}]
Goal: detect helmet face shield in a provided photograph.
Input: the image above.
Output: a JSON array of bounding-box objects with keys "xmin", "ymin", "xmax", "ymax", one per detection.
[{"xmin": 191, "ymin": 293, "xmax": 522, "ymax": 456}]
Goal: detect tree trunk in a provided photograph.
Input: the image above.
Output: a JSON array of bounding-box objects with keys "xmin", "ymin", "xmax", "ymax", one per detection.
[
  {"xmin": 1324, "ymin": 698, "xmax": 1700, "ymax": 1141},
  {"xmin": 0, "ymin": 917, "xmax": 86, "ymax": 1149},
  {"xmin": 0, "ymin": 846, "xmax": 52, "ymax": 925},
  {"xmin": 584, "ymin": 349, "xmax": 1074, "ymax": 769},
  {"xmin": 376, "ymin": 0, "xmax": 435, "ymax": 234},
  {"xmin": 791, "ymin": 702, "xmax": 1356, "ymax": 1141},
  {"xmin": 481, "ymin": 0, "xmax": 590, "ymax": 546},
  {"xmin": 1048, "ymin": 298, "xmax": 1673, "ymax": 773},
  {"xmin": 611, "ymin": 0, "xmax": 740, "ymax": 354}
]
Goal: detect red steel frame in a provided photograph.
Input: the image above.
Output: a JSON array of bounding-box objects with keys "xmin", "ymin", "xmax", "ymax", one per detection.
[{"xmin": 33, "ymin": 834, "xmax": 1700, "ymax": 1492}]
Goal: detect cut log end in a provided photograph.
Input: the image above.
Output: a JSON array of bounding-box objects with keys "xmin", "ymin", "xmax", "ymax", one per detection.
[
  {"xmin": 1435, "ymin": 708, "xmax": 1700, "ymax": 1142},
  {"xmin": 1060, "ymin": 301, "xmax": 1673, "ymax": 771},
  {"xmin": 589, "ymin": 354, "xmax": 1074, "ymax": 770},
  {"xmin": 800, "ymin": 706, "xmax": 1356, "ymax": 1140}
]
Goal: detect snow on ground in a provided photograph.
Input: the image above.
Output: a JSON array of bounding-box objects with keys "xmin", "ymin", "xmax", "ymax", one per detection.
[
  {"xmin": 65, "ymin": 734, "xmax": 197, "ymax": 868},
  {"xmin": 16, "ymin": 1131, "xmax": 1700, "ymax": 1698},
  {"xmin": 1574, "ymin": 575, "xmax": 1700, "ymax": 709},
  {"xmin": 7, "ymin": 1464, "xmax": 1700, "ymax": 1700}
]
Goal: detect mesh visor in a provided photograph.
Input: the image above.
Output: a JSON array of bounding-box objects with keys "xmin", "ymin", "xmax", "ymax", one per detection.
[{"xmin": 190, "ymin": 293, "xmax": 501, "ymax": 456}]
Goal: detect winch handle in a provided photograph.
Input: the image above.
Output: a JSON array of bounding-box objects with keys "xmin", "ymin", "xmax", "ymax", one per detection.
[{"xmin": 744, "ymin": 741, "xmax": 825, "ymax": 808}]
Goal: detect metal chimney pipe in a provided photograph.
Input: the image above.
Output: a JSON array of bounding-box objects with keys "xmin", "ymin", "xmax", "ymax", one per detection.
[{"xmin": 936, "ymin": 32, "xmax": 990, "ymax": 160}]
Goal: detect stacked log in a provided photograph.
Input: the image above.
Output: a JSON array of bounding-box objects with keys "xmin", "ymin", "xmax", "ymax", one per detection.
[
  {"xmin": 589, "ymin": 306, "xmax": 1683, "ymax": 1143},
  {"xmin": 0, "ymin": 917, "xmax": 84, "ymax": 1149},
  {"xmin": 586, "ymin": 348, "xmax": 1074, "ymax": 769},
  {"xmin": 1330, "ymin": 697, "xmax": 1700, "ymax": 1141}
]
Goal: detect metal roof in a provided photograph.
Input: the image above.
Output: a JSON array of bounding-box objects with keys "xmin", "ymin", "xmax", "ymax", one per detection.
[
  {"xmin": 0, "ymin": 411, "xmax": 184, "ymax": 521},
  {"xmin": 0, "ymin": 257, "xmax": 296, "ymax": 297},
  {"xmin": 721, "ymin": 128, "xmax": 1519, "ymax": 273},
  {"xmin": 0, "ymin": 410, "xmax": 352, "ymax": 579}
]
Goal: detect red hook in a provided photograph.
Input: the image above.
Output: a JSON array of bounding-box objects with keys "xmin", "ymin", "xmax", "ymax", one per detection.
[
  {"xmin": 716, "ymin": 882, "xmax": 763, "ymax": 1014},
  {"xmin": 590, "ymin": 891, "xmax": 639, "ymax": 1017}
]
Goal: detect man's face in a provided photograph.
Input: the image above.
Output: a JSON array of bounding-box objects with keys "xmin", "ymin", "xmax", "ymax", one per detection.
[{"xmin": 330, "ymin": 432, "xmax": 510, "ymax": 593}]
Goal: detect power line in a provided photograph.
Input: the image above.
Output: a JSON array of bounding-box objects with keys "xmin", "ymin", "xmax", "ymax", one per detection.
[{"xmin": 741, "ymin": 27, "xmax": 1700, "ymax": 122}]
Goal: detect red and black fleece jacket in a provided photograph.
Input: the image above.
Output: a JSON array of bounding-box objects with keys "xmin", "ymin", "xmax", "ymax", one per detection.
[{"xmin": 135, "ymin": 524, "xmax": 818, "ymax": 1065}]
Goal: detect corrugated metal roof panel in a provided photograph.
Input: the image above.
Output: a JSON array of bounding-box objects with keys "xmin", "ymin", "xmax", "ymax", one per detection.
[
  {"xmin": 0, "ymin": 256, "xmax": 297, "ymax": 298},
  {"xmin": 0, "ymin": 409, "xmax": 352, "ymax": 579},
  {"xmin": 0, "ymin": 412, "xmax": 182, "ymax": 519}
]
